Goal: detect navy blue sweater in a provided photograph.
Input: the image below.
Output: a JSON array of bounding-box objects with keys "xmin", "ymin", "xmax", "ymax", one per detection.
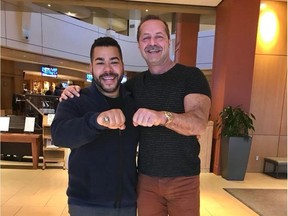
[{"xmin": 51, "ymin": 82, "xmax": 139, "ymax": 208}]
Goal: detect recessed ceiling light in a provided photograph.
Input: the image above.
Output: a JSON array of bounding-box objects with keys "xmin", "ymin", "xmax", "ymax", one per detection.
[
  {"xmin": 65, "ymin": 12, "xmax": 77, "ymax": 17},
  {"xmin": 145, "ymin": 9, "xmax": 149, "ymax": 12},
  {"xmin": 47, "ymin": 4, "xmax": 51, "ymax": 7}
]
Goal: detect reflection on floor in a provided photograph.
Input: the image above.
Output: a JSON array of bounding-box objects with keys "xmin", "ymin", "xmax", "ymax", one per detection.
[{"xmin": 1, "ymin": 159, "xmax": 287, "ymax": 216}]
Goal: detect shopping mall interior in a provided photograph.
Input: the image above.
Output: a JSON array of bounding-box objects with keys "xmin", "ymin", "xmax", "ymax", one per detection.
[{"xmin": 1, "ymin": 0, "xmax": 287, "ymax": 215}]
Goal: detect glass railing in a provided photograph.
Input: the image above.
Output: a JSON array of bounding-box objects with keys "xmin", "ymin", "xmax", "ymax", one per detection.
[{"xmin": 12, "ymin": 94, "xmax": 60, "ymax": 128}]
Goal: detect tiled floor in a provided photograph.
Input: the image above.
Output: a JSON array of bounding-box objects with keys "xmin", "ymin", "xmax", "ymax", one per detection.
[{"xmin": 1, "ymin": 159, "xmax": 287, "ymax": 216}]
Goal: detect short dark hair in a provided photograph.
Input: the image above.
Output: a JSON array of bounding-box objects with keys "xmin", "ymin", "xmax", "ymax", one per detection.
[
  {"xmin": 90, "ymin": 37, "xmax": 123, "ymax": 63},
  {"xmin": 137, "ymin": 15, "xmax": 170, "ymax": 42}
]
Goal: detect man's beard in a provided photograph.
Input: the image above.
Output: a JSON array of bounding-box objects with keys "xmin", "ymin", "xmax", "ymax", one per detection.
[{"xmin": 93, "ymin": 73, "xmax": 123, "ymax": 94}]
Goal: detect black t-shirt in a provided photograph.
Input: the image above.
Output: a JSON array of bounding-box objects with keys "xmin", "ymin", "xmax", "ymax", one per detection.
[
  {"xmin": 105, "ymin": 96, "xmax": 123, "ymax": 109},
  {"xmin": 125, "ymin": 63, "xmax": 211, "ymax": 177}
]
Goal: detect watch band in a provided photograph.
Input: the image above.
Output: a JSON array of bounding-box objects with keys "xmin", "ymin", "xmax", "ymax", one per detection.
[{"xmin": 164, "ymin": 111, "xmax": 173, "ymax": 125}]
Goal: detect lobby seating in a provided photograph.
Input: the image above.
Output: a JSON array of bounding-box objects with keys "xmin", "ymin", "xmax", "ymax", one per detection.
[{"xmin": 263, "ymin": 157, "xmax": 287, "ymax": 179}]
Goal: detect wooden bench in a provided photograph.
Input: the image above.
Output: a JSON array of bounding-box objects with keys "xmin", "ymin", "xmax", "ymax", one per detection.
[{"xmin": 263, "ymin": 157, "xmax": 287, "ymax": 179}]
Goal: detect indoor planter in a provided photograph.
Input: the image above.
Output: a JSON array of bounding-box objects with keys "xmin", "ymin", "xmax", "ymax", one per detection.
[{"xmin": 217, "ymin": 105, "xmax": 256, "ymax": 180}]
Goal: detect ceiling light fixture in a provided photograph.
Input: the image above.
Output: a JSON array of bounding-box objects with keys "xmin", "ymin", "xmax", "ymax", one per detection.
[{"xmin": 65, "ymin": 12, "xmax": 77, "ymax": 17}]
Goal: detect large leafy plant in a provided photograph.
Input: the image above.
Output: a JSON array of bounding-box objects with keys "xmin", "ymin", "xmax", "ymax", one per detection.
[{"xmin": 217, "ymin": 105, "xmax": 256, "ymax": 137}]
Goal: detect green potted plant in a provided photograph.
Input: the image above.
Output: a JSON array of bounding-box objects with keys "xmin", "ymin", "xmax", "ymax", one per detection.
[{"xmin": 217, "ymin": 105, "xmax": 256, "ymax": 180}]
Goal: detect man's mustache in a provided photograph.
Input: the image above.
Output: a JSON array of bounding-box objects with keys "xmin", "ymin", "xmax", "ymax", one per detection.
[
  {"xmin": 99, "ymin": 73, "xmax": 119, "ymax": 79},
  {"xmin": 144, "ymin": 45, "xmax": 163, "ymax": 52}
]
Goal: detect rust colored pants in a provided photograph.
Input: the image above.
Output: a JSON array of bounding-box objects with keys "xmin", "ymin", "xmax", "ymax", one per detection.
[{"xmin": 137, "ymin": 174, "xmax": 200, "ymax": 216}]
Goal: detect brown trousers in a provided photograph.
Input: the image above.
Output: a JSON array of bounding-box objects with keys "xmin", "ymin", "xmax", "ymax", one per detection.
[{"xmin": 137, "ymin": 174, "xmax": 200, "ymax": 216}]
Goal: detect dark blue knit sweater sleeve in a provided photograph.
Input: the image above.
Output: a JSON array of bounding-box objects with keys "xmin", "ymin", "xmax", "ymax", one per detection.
[{"xmin": 51, "ymin": 98, "xmax": 106, "ymax": 149}]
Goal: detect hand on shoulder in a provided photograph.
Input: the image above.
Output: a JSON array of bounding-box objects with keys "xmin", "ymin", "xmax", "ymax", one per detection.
[{"xmin": 60, "ymin": 85, "xmax": 81, "ymax": 102}]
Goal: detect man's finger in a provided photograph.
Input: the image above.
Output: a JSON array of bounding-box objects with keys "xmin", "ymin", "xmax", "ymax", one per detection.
[
  {"xmin": 119, "ymin": 124, "xmax": 126, "ymax": 130},
  {"xmin": 75, "ymin": 86, "xmax": 81, "ymax": 95},
  {"xmin": 59, "ymin": 94, "xmax": 68, "ymax": 102}
]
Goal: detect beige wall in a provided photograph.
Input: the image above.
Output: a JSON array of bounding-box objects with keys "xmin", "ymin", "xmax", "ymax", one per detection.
[{"xmin": 248, "ymin": 0, "xmax": 287, "ymax": 172}]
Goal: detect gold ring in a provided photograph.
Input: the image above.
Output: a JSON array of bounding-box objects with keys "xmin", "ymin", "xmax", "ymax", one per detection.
[{"xmin": 103, "ymin": 116, "xmax": 110, "ymax": 123}]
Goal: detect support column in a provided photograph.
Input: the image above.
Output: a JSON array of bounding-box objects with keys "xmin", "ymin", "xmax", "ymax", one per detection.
[
  {"xmin": 210, "ymin": 0, "xmax": 261, "ymax": 174},
  {"xmin": 174, "ymin": 13, "xmax": 200, "ymax": 66}
]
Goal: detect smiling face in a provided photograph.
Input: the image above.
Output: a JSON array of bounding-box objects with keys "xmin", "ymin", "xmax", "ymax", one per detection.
[
  {"xmin": 90, "ymin": 46, "xmax": 124, "ymax": 98},
  {"xmin": 138, "ymin": 19, "xmax": 171, "ymax": 70}
]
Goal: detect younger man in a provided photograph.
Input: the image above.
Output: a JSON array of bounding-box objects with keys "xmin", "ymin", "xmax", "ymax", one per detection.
[{"xmin": 51, "ymin": 37, "xmax": 139, "ymax": 216}]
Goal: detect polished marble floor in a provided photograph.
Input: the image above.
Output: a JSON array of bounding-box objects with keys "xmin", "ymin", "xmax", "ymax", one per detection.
[{"xmin": 1, "ymin": 159, "xmax": 287, "ymax": 216}]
